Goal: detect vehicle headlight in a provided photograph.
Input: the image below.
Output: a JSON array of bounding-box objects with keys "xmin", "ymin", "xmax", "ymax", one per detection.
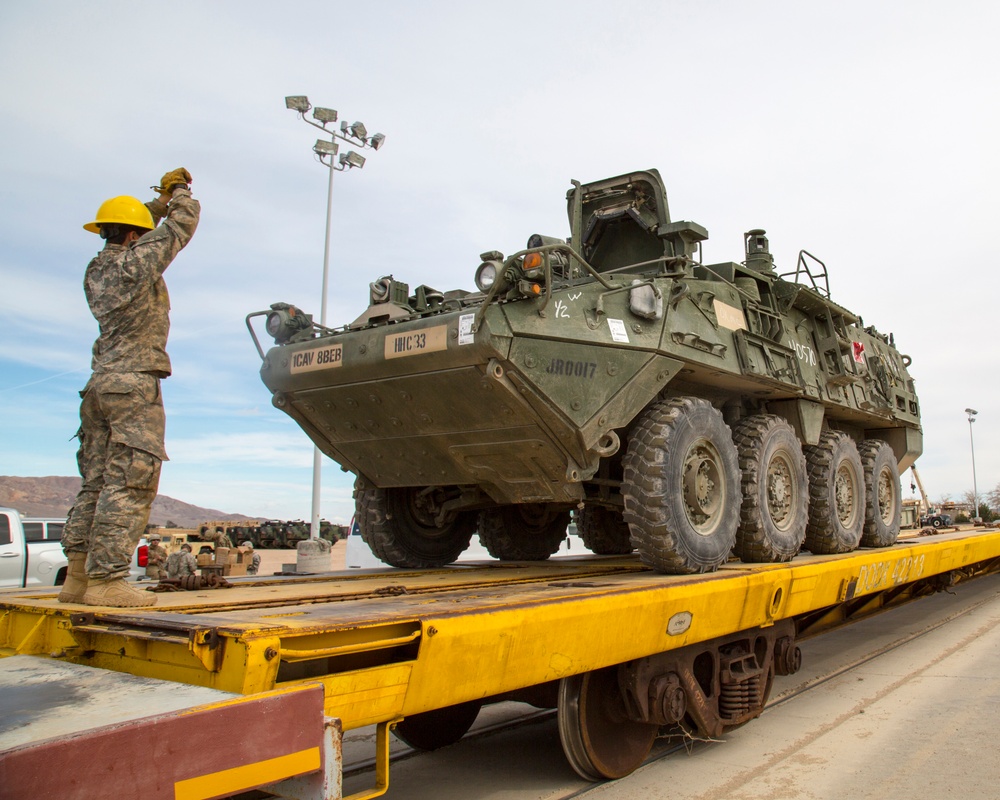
[
  {"xmin": 266, "ymin": 303, "xmax": 313, "ymax": 344},
  {"xmin": 475, "ymin": 260, "xmax": 499, "ymax": 292}
]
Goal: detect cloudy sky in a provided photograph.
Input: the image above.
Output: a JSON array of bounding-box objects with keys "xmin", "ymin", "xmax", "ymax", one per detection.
[{"xmin": 1, "ymin": 1, "xmax": 997, "ymax": 524}]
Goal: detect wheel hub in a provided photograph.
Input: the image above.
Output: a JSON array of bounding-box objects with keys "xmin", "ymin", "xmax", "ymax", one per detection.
[
  {"xmin": 766, "ymin": 455, "xmax": 794, "ymax": 529},
  {"xmin": 834, "ymin": 464, "xmax": 857, "ymax": 526},
  {"xmin": 877, "ymin": 466, "xmax": 894, "ymax": 524},
  {"xmin": 683, "ymin": 441, "xmax": 725, "ymax": 535}
]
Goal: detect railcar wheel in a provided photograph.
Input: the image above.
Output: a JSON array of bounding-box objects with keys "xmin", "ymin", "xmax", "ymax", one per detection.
[
  {"xmin": 803, "ymin": 431, "xmax": 865, "ymax": 554},
  {"xmin": 577, "ymin": 506, "xmax": 634, "ymax": 555},
  {"xmin": 355, "ymin": 482, "xmax": 476, "ymax": 568},
  {"xmin": 732, "ymin": 415, "xmax": 808, "ymax": 562},
  {"xmin": 478, "ymin": 504, "xmax": 570, "ymax": 560},
  {"xmin": 558, "ymin": 667, "xmax": 657, "ymax": 781},
  {"xmin": 859, "ymin": 439, "xmax": 901, "ymax": 547},
  {"xmin": 622, "ymin": 397, "xmax": 741, "ymax": 574},
  {"xmin": 393, "ymin": 700, "xmax": 483, "ymax": 750}
]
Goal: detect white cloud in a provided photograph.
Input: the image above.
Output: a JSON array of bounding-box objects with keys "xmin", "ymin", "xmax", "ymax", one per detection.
[{"xmin": 165, "ymin": 430, "xmax": 315, "ymax": 469}]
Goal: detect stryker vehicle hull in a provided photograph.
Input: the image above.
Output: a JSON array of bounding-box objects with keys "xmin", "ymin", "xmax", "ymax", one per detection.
[{"xmin": 254, "ymin": 169, "xmax": 921, "ymax": 573}]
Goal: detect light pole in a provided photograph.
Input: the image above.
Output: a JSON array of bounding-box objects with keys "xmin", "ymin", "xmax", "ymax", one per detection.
[
  {"xmin": 285, "ymin": 95, "xmax": 385, "ymax": 538},
  {"xmin": 965, "ymin": 408, "xmax": 979, "ymax": 523}
]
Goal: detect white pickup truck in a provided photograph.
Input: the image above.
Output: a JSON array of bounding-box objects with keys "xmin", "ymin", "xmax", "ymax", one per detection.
[{"xmin": 0, "ymin": 507, "xmax": 69, "ymax": 589}]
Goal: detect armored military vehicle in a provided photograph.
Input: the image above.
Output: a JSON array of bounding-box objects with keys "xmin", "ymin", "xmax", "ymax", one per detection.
[
  {"xmin": 230, "ymin": 519, "xmax": 345, "ymax": 549},
  {"xmin": 249, "ymin": 169, "xmax": 921, "ymax": 574}
]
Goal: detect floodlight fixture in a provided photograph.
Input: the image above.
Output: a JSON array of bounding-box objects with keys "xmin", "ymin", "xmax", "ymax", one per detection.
[
  {"xmin": 285, "ymin": 93, "xmax": 386, "ymax": 544},
  {"xmin": 313, "ymin": 139, "xmax": 339, "ymax": 156},
  {"xmin": 965, "ymin": 408, "xmax": 978, "ymax": 417},
  {"xmin": 285, "ymin": 95, "xmax": 311, "ymax": 113},
  {"xmin": 313, "ymin": 107, "xmax": 338, "ymax": 124},
  {"xmin": 340, "ymin": 151, "xmax": 366, "ymax": 169}
]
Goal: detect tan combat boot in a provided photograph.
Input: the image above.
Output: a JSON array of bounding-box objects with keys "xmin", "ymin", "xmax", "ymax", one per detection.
[
  {"xmin": 83, "ymin": 578, "xmax": 157, "ymax": 608},
  {"xmin": 57, "ymin": 552, "xmax": 89, "ymax": 603}
]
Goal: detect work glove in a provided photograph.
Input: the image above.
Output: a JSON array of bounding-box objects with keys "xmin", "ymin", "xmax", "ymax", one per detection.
[{"xmin": 152, "ymin": 167, "xmax": 193, "ymax": 194}]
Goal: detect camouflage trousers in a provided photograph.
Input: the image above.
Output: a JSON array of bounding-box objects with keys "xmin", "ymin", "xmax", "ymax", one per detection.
[{"xmin": 62, "ymin": 372, "xmax": 168, "ymax": 581}]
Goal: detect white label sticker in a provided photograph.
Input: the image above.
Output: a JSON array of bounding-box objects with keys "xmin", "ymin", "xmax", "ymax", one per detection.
[
  {"xmin": 384, "ymin": 325, "xmax": 448, "ymax": 359},
  {"xmin": 608, "ymin": 318, "xmax": 630, "ymax": 343},
  {"xmin": 289, "ymin": 343, "xmax": 343, "ymax": 374},
  {"xmin": 458, "ymin": 313, "xmax": 475, "ymax": 345}
]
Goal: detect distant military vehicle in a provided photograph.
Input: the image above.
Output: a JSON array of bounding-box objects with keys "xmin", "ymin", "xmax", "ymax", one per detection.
[
  {"xmin": 249, "ymin": 169, "xmax": 921, "ymax": 574},
  {"xmin": 195, "ymin": 519, "xmax": 344, "ymax": 550}
]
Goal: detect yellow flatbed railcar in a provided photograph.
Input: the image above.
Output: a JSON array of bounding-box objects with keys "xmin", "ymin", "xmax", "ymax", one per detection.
[{"xmin": 2, "ymin": 528, "xmax": 1000, "ymax": 799}]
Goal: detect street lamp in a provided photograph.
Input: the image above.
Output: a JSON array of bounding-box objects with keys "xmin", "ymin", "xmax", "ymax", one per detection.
[
  {"xmin": 965, "ymin": 408, "xmax": 979, "ymax": 523},
  {"xmin": 285, "ymin": 94, "xmax": 386, "ymax": 538}
]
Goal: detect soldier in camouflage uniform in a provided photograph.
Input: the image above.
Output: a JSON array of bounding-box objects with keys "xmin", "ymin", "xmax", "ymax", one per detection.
[
  {"xmin": 212, "ymin": 527, "xmax": 233, "ymax": 549},
  {"xmin": 241, "ymin": 541, "xmax": 261, "ymax": 576},
  {"xmin": 165, "ymin": 543, "xmax": 198, "ymax": 578},
  {"xmin": 59, "ymin": 168, "xmax": 200, "ymax": 608},
  {"xmin": 145, "ymin": 532, "xmax": 168, "ymax": 580}
]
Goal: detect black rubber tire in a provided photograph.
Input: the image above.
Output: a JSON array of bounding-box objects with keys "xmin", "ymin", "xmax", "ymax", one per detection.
[
  {"xmin": 355, "ymin": 483, "xmax": 476, "ymax": 568},
  {"xmin": 732, "ymin": 415, "xmax": 808, "ymax": 563},
  {"xmin": 577, "ymin": 506, "xmax": 634, "ymax": 555},
  {"xmin": 803, "ymin": 431, "xmax": 865, "ymax": 554},
  {"xmin": 932, "ymin": 517, "xmax": 944, "ymax": 529},
  {"xmin": 478, "ymin": 504, "xmax": 570, "ymax": 560},
  {"xmin": 393, "ymin": 700, "xmax": 483, "ymax": 751},
  {"xmin": 859, "ymin": 440, "xmax": 901, "ymax": 547},
  {"xmin": 622, "ymin": 397, "xmax": 741, "ymax": 574}
]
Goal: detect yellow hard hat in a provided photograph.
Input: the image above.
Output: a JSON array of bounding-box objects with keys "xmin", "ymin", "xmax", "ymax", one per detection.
[{"xmin": 83, "ymin": 195, "xmax": 155, "ymax": 234}]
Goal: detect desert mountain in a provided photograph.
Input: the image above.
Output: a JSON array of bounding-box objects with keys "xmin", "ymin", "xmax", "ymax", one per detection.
[{"xmin": 0, "ymin": 476, "xmax": 252, "ymax": 529}]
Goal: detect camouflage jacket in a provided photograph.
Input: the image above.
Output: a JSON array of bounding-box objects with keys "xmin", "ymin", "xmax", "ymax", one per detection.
[
  {"xmin": 212, "ymin": 531, "xmax": 233, "ymax": 549},
  {"xmin": 85, "ymin": 187, "xmax": 201, "ymax": 377},
  {"xmin": 147, "ymin": 542, "xmax": 168, "ymax": 566},
  {"xmin": 166, "ymin": 550, "xmax": 198, "ymax": 578}
]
